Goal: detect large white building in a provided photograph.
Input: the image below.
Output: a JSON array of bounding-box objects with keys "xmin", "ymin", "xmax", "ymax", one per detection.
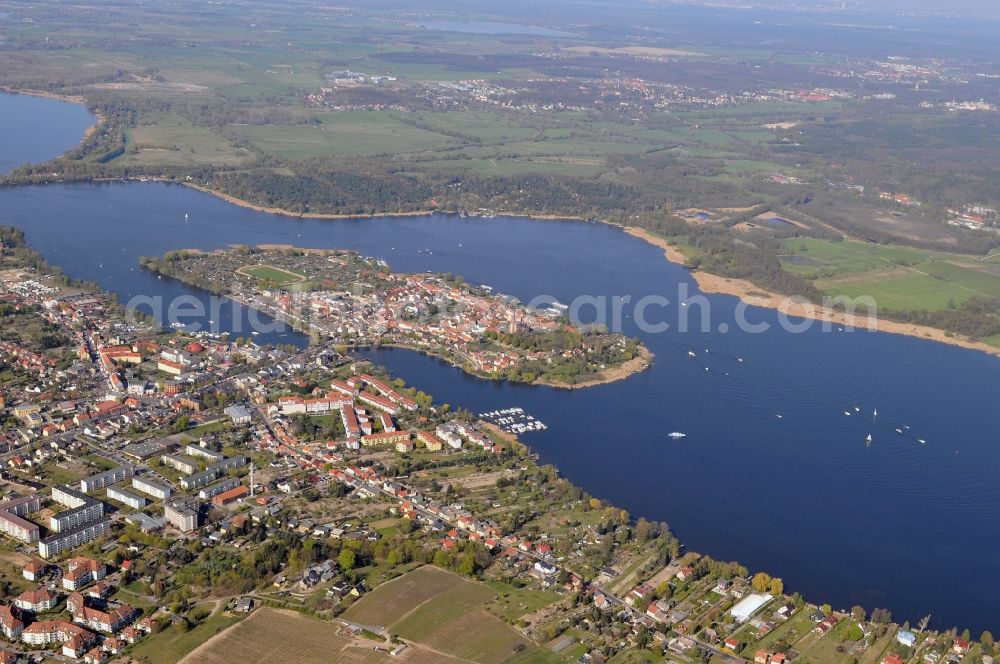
[
  {"xmin": 198, "ymin": 477, "xmax": 241, "ymax": 500},
  {"xmin": 225, "ymin": 404, "xmax": 252, "ymax": 424},
  {"xmin": 107, "ymin": 485, "xmax": 147, "ymax": 510},
  {"xmin": 729, "ymin": 593, "xmax": 773, "ymax": 624},
  {"xmin": 161, "ymin": 454, "xmax": 198, "ymax": 475},
  {"xmin": 0, "ymin": 495, "xmax": 42, "ymax": 543},
  {"xmin": 80, "ymin": 465, "xmax": 134, "ymax": 493},
  {"xmin": 185, "ymin": 444, "xmax": 224, "ymax": 462},
  {"xmin": 39, "ymin": 519, "xmax": 113, "ymax": 559},
  {"xmin": 49, "ymin": 486, "xmax": 104, "ymax": 533},
  {"xmin": 164, "ymin": 500, "xmax": 199, "ymax": 532},
  {"xmin": 132, "ymin": 476, "xmax": 171, "ymax": 500},
  {"xmin": 180, "ymin": 456, "xmax": 246, "ymax": 490}
]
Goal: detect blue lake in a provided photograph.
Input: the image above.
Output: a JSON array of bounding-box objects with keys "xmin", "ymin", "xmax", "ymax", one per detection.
[
  {"xmin": 1, "ymin": 94, "xmax": 998, "ymax": 632},
  {"xmin": 0, "ymin": 93, "xmax": 95, "ymax": 173}
]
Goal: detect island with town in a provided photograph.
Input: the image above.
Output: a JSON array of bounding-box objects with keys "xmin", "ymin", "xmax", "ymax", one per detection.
[
  {"xmin": 0, "ymin": 226, "xmax": 992, "ymax": 664},
  {"xmin": 139, "ymin": 246, "xmax": 650, "ymax": 389}
]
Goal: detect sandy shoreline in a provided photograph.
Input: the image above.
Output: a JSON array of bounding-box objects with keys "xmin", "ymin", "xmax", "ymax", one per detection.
[{"xmin": 624, "ymin": 226, "xmax": 1000, "ymax": 360}]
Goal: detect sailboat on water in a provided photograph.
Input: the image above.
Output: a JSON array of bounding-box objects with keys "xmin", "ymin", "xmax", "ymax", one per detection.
[{"xmin": 866, "ymin": 434, "xmax": 872, "ymax": 445}]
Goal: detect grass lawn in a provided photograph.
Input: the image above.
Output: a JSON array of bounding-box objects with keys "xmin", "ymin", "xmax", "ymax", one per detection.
[
  {"xmin": 796, "ymin": 620, "xmax": 862, "ymax": 664},
  {"xmin": 36, "ymin": 464, "xmax": 84, "ymax": 485},
  {"xmin": 609, "ymin": 650, "xmax": 660, "ymax": 664},
  {"xmin": 186, "ymin": 419, "xmax": 233, "ymax": 437},
  {"xmin": 859, "ymin": 627, "xmax": 899, "ymax": 664},
  {"xmin": 504, "ymin": 650, "xmax": 566, "ymax": 664},
  {"xmin": 370, "ymin": 517, "xmax": 403, "ymax": 538},
  {"xmin": 113, "ymin": 586, "xmax": 159, "ymax": 610},
  {"xmin": 486, "ymin": 581, "xmax": 563, "ymax": 621},
  {"xmin": 755, "ymin": 608, "xmax": 816, "ymax": 651},
  {"xmin": 83, "ymin": 454, "xmax": 119, "ymax": 470}
]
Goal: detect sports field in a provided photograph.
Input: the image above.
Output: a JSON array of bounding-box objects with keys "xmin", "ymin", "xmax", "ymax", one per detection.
[{"xmin": 237, "ymin": 264, "xmax": 307, "ymax": 286}]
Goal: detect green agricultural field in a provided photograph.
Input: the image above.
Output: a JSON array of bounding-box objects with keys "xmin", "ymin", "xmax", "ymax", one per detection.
[
  {"xmin": 121, "ymin": 118, "xmax": 252, "ymax": 168},
  {"xmin": 723, "ymin": 158, "xmax": 799, "ymax": 176},
  {"xmin": 177, "ymin": 607, "xmax": 469, "ymax": 664},
  {"xmin": 344, "ymin": 565, "xmax": 494, "ymax": 627},
  {"xmin": 818, "ymin": 269, "xmax": 967, "ymax": 310},
  {"xmin": 779, "ymin": 238, "xmax": 938, "ymax": 278},
  {"xmin": 779, "ymin": 238, "xmax": 1000, "ymax": 310},
  {"xmin": 409, "ymin": 111, "xmax": 542, "ymax": 142},
  {"xmin": 916, "ymin": 261, "xmax": 1000, "ymax": 298},
  {"xmin": 130, "ymin": 611, "xmax": 242, "ymax": 664},
  {"xmin": 418, "ymin": 155, "xmax": 605, "ymax": 177},
  {"xmin": 230, "ymin": 112, "xmax": 453, "ymax": 159},
  {"xmin": 343, "ymin": 566, "xmax": 552, "ymax": 664}
]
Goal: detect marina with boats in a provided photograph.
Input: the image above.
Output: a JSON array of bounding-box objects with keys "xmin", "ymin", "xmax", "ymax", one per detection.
[{"xmin": 479, "ymin": 407, "xmax": 548, "ymax": 434}]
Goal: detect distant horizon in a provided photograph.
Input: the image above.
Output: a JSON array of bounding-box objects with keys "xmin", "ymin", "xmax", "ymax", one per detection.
[
  {"xmin": 393, "ymin": 0, "xmax": 1000, "ymax": 21},
  {"xmin": 663, "ymin": 0, "xmax": 1000, "ymax": 18}
]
